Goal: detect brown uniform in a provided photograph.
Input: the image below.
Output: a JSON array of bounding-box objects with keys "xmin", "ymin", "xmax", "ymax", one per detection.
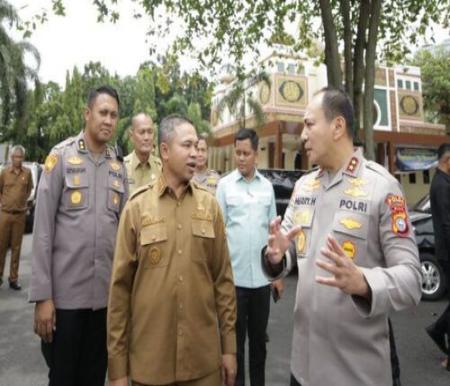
[
  {"xmin": 108, "ymin": 176, "xmax": 236, "ymax": 385},
  {"xmin": 0, "ymin": 165, "xmax": 33, "ymax": 283}
]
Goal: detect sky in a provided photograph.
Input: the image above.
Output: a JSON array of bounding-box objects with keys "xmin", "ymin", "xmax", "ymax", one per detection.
[{"xmin": 13, "ymin": 0, "xmax": 450, "ymax": 87}]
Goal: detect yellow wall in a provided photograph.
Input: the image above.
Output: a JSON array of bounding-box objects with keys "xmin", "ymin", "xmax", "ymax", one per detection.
[{"xmin": 398, "ymin": 168, "xmax": 435, "ymax": 205}]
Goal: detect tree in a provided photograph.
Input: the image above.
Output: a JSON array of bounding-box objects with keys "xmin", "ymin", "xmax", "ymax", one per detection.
[
  {"xmin": 0, "ymin": 0, "xmax": 40, "ymax": 141},
  {"xmin": 48, "ymin": 0, "xmax": 449, "ymax": 160},
  {"xmin": 412, "ymin": 49, "xmax": 450, "ymax": 134}
]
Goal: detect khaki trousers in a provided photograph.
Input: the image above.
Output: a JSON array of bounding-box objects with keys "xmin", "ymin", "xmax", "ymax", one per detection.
[
  {"xmin": 132, "ymin": 369, "xmax": 221, "ymax": 386},
  {"xmin": 0, "ymin": 211, "xmax": 26, "ymax": 283}
]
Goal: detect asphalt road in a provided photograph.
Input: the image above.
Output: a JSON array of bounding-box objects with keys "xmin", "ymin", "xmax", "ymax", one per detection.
[{"xmin": 0, "ymin": 234, "xmax": 449, "ymax": 386}]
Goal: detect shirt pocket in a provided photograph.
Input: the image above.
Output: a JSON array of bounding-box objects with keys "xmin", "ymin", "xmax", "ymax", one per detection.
[
  {"xmin": 140, "ymin": 224, "xmax": 169, "ymax": 268},
  {"xmin": 63, "ymin": 174, "xmax": 89, "ymax": 211},
  {"xmin": 107, "ymin": 175, "xmax": 125, "ymax": 213},
  {"xmin": 191, "ymin": 219, "xmax": 215, "ymax": 262},
  {"xmin": 332, "ymin": 211, "xmax": 369, "ymax": 263},
  {"xmin": 293, "ymin": 206, "xmax": 315, "ymax": 257}
]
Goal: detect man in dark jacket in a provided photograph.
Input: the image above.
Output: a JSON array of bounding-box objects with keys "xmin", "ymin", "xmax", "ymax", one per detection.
[{"xmin": 426, "ymin": 143, "xmax": 450, "ymax": 371}]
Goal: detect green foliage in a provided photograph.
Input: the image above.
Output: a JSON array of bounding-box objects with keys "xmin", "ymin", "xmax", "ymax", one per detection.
[{"xmin": 412, "ymin": 49, "xmax": 450, "ymax": 133}]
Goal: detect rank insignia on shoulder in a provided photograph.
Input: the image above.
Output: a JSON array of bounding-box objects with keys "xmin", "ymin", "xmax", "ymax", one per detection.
[
  {"xmin": 342, "ymin": 240, "xmax": 356, "ymax": 259},
  {"xmin": 346, "ymin": 157, "xmax": 359, "ymax": 173},
  {"xmin": 67, "ymin": 156, "xmax": 83, "ymax": 165},
  {"xmin": 340, "ymin": 218, "xmax": 362, "ymax": 230},
  {"xmin": 109, "ymin": 161, "xmax": 121, "ymax": 171},
  {"xmin": 385, "ymin": 194, "xmax": 409, "ymax": 237},
  {"xmin": 44, "ymin": 154, "xmax": 59, "ymax": 174},
  {"xmin": 78, "ymin": 139, "xmax": 86, "ymax": 151}
]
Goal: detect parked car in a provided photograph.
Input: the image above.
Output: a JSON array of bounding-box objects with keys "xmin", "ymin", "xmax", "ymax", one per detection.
[{"xmin": 409, "ymin": 194, "xmax": 449, "ymax": 300}]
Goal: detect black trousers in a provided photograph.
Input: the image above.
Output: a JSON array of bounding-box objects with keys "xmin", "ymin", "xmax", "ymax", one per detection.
[
  {"xmin": 41, "ymin": 308, "xmax": 107, "ymax": 386},
  {"xmin": 235, "ymin": 285, "xmax": 271, "ymax": 386}
]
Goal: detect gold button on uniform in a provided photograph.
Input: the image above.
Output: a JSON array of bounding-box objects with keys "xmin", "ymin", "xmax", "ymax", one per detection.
[
  {"xmin": 178, "ymin": 249, "xmax": 182, "ymax": 255},
  {"xmin": 177, "ymin": 224, "xmax": 182, "ymax": 230}
]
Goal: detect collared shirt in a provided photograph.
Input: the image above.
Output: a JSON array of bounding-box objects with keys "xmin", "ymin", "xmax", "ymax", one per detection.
[
  {"xmin": 263, "ymin": 149, "xmax": 421, "ymax": 386},
  {"xmin": 107, "ymin": 176, "xmax": 236, "ymax": 384},
  {"xmin": 0, "ymin": 165, "xmax": 33, "ymax": 212},
  {"xmin": 216, "ymin": 169, "xmax": 276, "ymax": 288},
  {"xmin": 29, "ymin": 131, "xmax": 128, "ymax": 309},
  {"xmin": 192, "ymin": 168, "xmax": 220, "ymax": 194},
  {"xmin": 124, "ymin": 150, "xmax": 162, "ymax": 194}
]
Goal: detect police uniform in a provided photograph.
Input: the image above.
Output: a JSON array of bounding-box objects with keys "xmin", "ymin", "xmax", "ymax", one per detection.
[
  {"xmin": 29, "ymin": 131, "xmax": 128, "ymax": 386},
  {"xmin": 263, "ymin": 149, "xmax": 421, "ymax": 386},
  {"xmin": 124, "ymin": 150, "xmax": 162, "ymax": 194},
  {"xmin": 192, "ymin": 169, "xmax": 220, "ymax": 194},
  {"xmin": 0, "ymin": 164, "xmax": 33, "ymax": 285},
  {"xmin": 108, "ymin": 176, "xmax": 236, "ymax": 385}
]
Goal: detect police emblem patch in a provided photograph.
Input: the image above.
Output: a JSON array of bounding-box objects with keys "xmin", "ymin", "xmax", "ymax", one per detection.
[
  {"xmin": 342, "ymin": 240, "xmax": 356, "ymax": 259},
  {"xmin": 149, "ymin": 247, "xmax": 161, "ymax": 265},
  {"xmin": 70, "ymin": 190, "xmax": 82, "ymax": 205},
  {"xmin": 44, "ymin": 154, "xmax": 58, "ymax": 173},
  {"xmin": 385, "ymin": 194, "xmax": 409, "ymax": 237},
  {"xmin": 296, "ymin": 229, "xmax": 306, "ymax": 254}
]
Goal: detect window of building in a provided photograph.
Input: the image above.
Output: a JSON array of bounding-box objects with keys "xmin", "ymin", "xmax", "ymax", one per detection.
[
  {"xmin": 423, "ymin": 170, "xmax": 430, "ymax": 184},
  {"xmin": 287, "ymin": 63, "xmax": 296, "ymax": 74},
  {"xmin": 414, "ymin": 81, "xmax": 419, "ymax": 91},
  {"xmin": 408, "ymin": 173, "xmax": 416, "ymax": 184},
  {"xmin": 397, "ymin": 79, "xmax": 403, "ymax": 89},
  {"xmin": 405, "ymin": 80, "xmax": 411, "ymax": 90},
  {"xmin": 277, "ymin": 62, "xmax": 285, "ymax": 73}
]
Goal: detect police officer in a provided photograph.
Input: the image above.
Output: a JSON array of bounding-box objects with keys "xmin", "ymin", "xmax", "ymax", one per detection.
[
  {"xmin": 124, "ymin": 113, "xmax": 162, "ymax": 194},
  {"xmin": 192, "ymin": 134, "xmax": 220, "ymax": 194},
  {"xmin": 29, "ymin": 85, "xmax": 128, "ymax": 386},
  {"xmin": 107, "ymin": 115, "xmax": 237, "ymax": 386},
  {"xmin": 263, "ymin": 87, "xmax": 421, "ymax": 386},
  {"xmin": 0, "ymin": 145, "xmax": 33, "ymax": 290}
]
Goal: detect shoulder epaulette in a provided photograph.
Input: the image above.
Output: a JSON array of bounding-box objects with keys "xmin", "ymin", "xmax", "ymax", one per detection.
[
  {"xmin": 365, "ymin": 161, "xmax": 396, "ymax": 181},
  {"xmin": 53, "ymin": 136, "xmax": 76, "ymax": 151},
  {"xmin": 129, "ymin": 183, "xmax": 154, "ymax": 200},
  {"xmin": 192, "ymin": 180, "xmax": 209, "ymax": 192}
]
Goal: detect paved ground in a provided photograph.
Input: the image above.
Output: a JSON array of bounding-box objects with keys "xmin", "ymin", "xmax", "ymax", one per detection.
[{"xmin": 0, "ymin": 233, "xmax": 449, "ymax": 385}]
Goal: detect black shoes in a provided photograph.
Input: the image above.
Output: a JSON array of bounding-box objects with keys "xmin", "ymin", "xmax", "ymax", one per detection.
[
  {"xmin": 425, "ymin": 324, "xmax": 448, "ymax": 355},
  {"xmin": 8, "ymin": 281, "xmax": 21, "ymax": 291}
]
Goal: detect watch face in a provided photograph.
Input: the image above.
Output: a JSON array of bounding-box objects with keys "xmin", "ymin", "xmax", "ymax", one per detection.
[
  {"xmin": 259, "ymin": 84, "xmax": 270, "ymax": 104},
  {"xmin": 400, "ymin": 95, "xmax": 419, "ymax": 115},
  {"xmin": 279, "ymin": 80, "xmax": 304, "ymax": 103}
]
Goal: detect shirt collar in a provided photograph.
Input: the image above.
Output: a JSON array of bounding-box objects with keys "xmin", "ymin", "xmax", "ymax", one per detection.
[
  {"xmin": 234, "ymin": 168, "xmax": 261, "ymax": 182},
  {"xmin": 76, "ymin": 131, "xmax": 112, "ymax": 159},
  {"xmin": 156, "ymin": 174, "xmax": 194, "ymax": 198},
  {"xmin": 130, "ymin": 150, "xmax": 151, "ymax": 170}
]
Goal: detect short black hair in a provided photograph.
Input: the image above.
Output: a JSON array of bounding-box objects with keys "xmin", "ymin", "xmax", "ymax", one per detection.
[
  {"xmin": 159, "ymin": 114, "xmax": 194, "ymax": 145},
  {"xmin": 437, "ymin": 143, "xmax": 450, "ymax": 161},
  {"xmin": 197, "ymin": 133, "xmax": 209, "ymax": 147},
  {"xmin": 234, "ymin": 128, "xmax": 259, "ymax": 151},
  {"xmin": 87, "ymin": 85, "xmax": 120, "ymax": 108},
  {"xmin": 316, "ymin": 87, "xmax": 354, "ymax": 137}
]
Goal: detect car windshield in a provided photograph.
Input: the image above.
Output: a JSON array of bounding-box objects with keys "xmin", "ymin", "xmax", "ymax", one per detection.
[{"xmin": 412, "ymin": 194, "xmax": 431, "ymax": 213}]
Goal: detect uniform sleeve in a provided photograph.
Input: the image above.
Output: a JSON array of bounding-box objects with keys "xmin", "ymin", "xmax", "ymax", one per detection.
[
  {"xmin": 215, "ymin": 179, "xmax": 227, "ymax": 221},
  {"xmin": 269, "ymin": 183, "xmax": 277, "ymax": 219},
  {"xmin": 211, "ymin": 202, "xmax": 236, "ymax": 355},
  {"xmin": 0, "ymin": 170, "xmax": 4, "ymax": 199},
  {"xmin": 354, "ymin": 181, "xmax": 422, "ymax": 318},
  {"xmin": 119, "ymin": 163, "xmax": 129, "ymax": 215},
  {"xmin": 29, "ymin": 151, "xmax": 64, "ymax": 302},
  {"xmin": 27, "ymin": 169, "xmax": 34, "ymax": 197},
  {"xmin": 107, "ymin": 201, "xmax": 138, "ymax": 380}
]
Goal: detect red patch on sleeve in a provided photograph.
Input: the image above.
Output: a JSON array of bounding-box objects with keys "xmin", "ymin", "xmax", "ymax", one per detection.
[{"xmin": 385, "ymin": 194, "xmax": 409, "ymax": 237}]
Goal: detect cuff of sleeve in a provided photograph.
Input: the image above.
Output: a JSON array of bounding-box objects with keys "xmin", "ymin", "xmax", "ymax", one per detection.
[
  {"xmin": 351, "ymin": 267, "xmax": 387, "ymax": 318},
  {"xmin": 108, "ymin": 356, "xmax": 128, "ymax": 380},
  {"xmin": 221, "ymin": 333, "xmax": 237, "ymax": 354},
  {"xmin": 28, "ymin": 287, "xmax": 52, "ymax": 303},
  {"xmin": 261, "ymin": 246, "xmax": 287, "ymax": 280}
]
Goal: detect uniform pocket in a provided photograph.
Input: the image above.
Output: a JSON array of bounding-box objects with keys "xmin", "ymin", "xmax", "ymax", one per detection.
[
  {"xmin": 293, "ymin": 206, "xmax": 315, "ymax": 257},
  {"xmin": 191, "ymin": 219, "xmax": 215, "ymax": 262},
  {"xmin": 332, "ymin": 211, "xmax": 369, "ymax": 262},
  {"xmin": 63, "ymin": 174, "xmax": 89, "ymax": 210},
  {"xmin": 140, "ymin": 224, "xmax": 169, "ymax": 268},
  {"xmin": 107, "ymin": 175, "xmax": 125, "ymax": 213}
]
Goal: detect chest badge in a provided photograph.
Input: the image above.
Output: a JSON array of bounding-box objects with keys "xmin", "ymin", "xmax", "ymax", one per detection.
[
  {"xmin": 71, "ymin": 190, "xmax": 82, "ymax": 205},
  {"xmin": 304, "ymin": 179, "xmax": 321, "ymax": 192},
  {"xmin": 344, "ymin": 186, "xmax": 368, "ymax": 198},
  {"xmin": 296, "ymin": 229, "xmax": 306, "ymax": 254},
  {"xmin": 294, "ymin": 210, "xmax": 311, "ymax": 225},
  {"xmin": 149, "ymin": 247, "xmax": 161, "ymax": 265},
  {"xmin": 340, "ymin": 218, "xmax": 362, "ymax": 230},
  {"xmin": 342, "ymin": 240, "xmax": 356, "ymax": 259},
  {"xmin": 67, "ymin": 156, "xmax": 83, "ymax": 165},
  {"xmin": 110, "ymin": 161, "xmax": 121, "ymax": 171},
  {"xmin": 73, "ymin": 175, "xmax": 81, "ymax": 186}
]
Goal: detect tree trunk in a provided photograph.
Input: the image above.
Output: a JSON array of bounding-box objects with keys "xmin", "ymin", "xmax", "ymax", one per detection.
[
  {"xmin": 340, "ymin": 0, "xmax": 353, "ymax": 99},
  {"xmin": 319, "ymin": 0, "xmax": 343, "ymax": 87},
  {"xmin": 353, "ymin": 0, "xmax": 370, "ymax": 140},
  {"xmin": 363, "ymin": 0, "xmax": 382, "ymax": 161}
]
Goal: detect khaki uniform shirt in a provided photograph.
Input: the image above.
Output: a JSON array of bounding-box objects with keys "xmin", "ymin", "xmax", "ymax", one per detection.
[
  {"xmin": 192, "ymin": 168, "xmax": 220, "ymax": 194},
  {"xmin": 0, "ymin": 165, "xmax": 33, "ymax": 212},
  {"xmin": 29, "ymin": 131, "xmax": 128, "ymax": 309},
  {"xmin": 263, "ymin": 149, "xmax": 421, "ymax": 386},
  {"xmin": 124, "ymin": 150, "xmax": 162, "ymax": 194},
  {"xmin": 108, "ymin": 176, "xmax": 236, "ymax": 384}
]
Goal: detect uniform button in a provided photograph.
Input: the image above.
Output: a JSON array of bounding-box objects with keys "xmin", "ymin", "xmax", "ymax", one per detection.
[
  {"xmin": 178, "ymin": 275, "xmax": 183, "ymax": 282},
  {"xmin": 179, "ymin": 303, "xmax": 183, "ymax": 311},
  {"xmin": 177, "ymin": 224, "xmax": 182, "ymax": 230},
  {"xmin": 178, "ymin": 249, "xmax": 182, "ymax": 255},
  {"xmin": 201, "ymin": 228, "xmax": 205, "ymax": 234},
  {"xmin": 178, "ymin": 327, "xmax": 183, "ymax": 336},
  {"xmin": 177, "ymin": 202, "xmax": 181, "ymax": 207},
  {"xmin": 152, "ymin": 235, "xmax": 156, "ymax": 241}
]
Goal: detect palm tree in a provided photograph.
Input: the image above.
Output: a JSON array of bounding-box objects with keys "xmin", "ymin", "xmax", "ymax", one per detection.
[
  {"xmin": 216, "ymin": 68, "xmax": 271, "ymax": 129},
  {"xmin": 0, "ymin": 0, "xmax": 40, "ymax": 140}
]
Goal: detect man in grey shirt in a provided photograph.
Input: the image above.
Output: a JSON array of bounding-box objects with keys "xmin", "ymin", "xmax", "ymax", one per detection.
[{"xmin": 29, "ymin": 85, "xmax": 128, "ymax": 386}]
